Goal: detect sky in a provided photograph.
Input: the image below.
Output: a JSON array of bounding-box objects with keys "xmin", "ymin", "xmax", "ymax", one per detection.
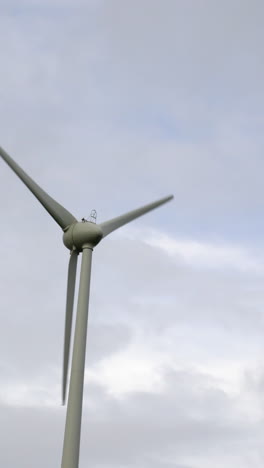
[{"xmin": 1, "ymin": 1, "xmax": 264, "ymax": 467}]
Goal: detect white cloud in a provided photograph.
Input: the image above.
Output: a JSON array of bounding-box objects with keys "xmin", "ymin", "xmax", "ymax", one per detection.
[{"xmin": 118, "ymin": 227, "xmax": 263, "ymax": 272}]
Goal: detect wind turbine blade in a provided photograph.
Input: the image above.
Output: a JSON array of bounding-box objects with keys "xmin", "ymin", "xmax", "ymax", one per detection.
[
  {"xmin": 62, "ymin": 249, "xmax": 78, "ymax": 406},
  {"xmin": 99, "ymin": 194, "xmax": 174, "ymax": 238},
  {"xmin": 61, "ymin": 247, "xmax": 93, "ymax": 468},
  {"xmin": 0, "ymin": 146, "xmax": 77, "ymax": 230}
]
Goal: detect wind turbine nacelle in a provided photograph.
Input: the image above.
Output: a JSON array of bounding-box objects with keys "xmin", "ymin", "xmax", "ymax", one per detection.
[{"xmin": 63, "ymin": 222, "xmax": 103, "ymax": 251}]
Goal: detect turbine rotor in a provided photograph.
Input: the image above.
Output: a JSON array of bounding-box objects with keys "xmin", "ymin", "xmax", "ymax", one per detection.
[{"xmin": 63, "ymin": 221, "xmax": 103, "ymax": 251}]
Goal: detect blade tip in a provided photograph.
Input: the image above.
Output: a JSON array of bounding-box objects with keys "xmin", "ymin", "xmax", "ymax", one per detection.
[{"xmin": 164, "ymin": 194, "xmax": 174, "ymax": 203}]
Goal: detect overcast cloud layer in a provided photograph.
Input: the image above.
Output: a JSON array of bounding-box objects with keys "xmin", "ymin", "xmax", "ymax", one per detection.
[{"xmin": 1, "ymin": 1, "xmax": 264, "ymax": 467}]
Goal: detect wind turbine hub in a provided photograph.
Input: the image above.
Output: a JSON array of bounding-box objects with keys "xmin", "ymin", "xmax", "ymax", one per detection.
[{"xmin": 63, "ymin": 221, "xmax": 103, "ymax": 251}]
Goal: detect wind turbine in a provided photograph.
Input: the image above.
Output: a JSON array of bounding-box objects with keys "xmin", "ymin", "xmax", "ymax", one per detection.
[{"xmin": 0, "ymin": 146, "xmax": 173, "ymax": 468}]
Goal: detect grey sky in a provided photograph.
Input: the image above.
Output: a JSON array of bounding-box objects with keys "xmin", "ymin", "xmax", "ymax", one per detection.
[{"xmin": 1, "ymin": 1, "xmax": 264, "ymax": 467}]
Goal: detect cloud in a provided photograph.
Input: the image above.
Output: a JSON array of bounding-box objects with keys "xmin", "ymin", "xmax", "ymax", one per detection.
[
  {"xmin": 80, "ymin": 367, "xmax": 264, "ymax": 468},
  {"xmin": 122, "ymin": 227, "xmax": 263, "ymax": 272}
]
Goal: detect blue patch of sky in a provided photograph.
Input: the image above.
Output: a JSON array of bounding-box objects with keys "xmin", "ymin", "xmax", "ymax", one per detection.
[
  {"xmin": 2, "ymin": 0, "xmax": 103, "ymax": 20},
  {"xmin": 113, "ymin": 107, "xmax": 215, "ymax": 144},
  {"xmin": 166, "ymin": 206, "xmax": 264, "ymax": 245},
  {"xmin": 2, "ymin": 4, "xmax": 66, "ymax": 18}
]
